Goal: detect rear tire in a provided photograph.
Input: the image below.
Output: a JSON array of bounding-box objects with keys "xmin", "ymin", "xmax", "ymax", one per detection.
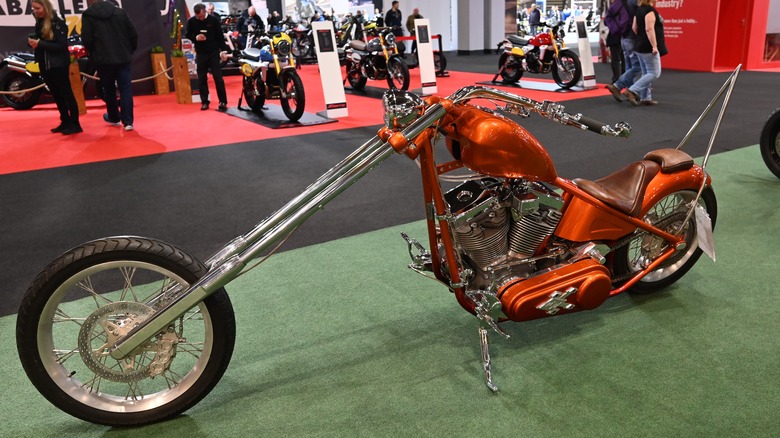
[
  {"xmin": 279, "ymin": 69, "xmax": 305, "ymax": 122},
  {"xmin": 759, "ymin": 108, "xmax": 780, "ymax": 179},
  {"xmin": 613, "ymin": 187, "xmax": 717, "ymax": 294},
  {"xmin": 16, "ymin": 236, "xmax": 236, "ymax": 426},
  {"xmin": 0, "ymin": 69, "xmax": 43, "ymax": 109},
  {"xmin": 347, "ymin": 63, "xmax": 367, "ymax": 90},
  {"xmin": 243, "ymin": 75, "xmax": 266, "ymax": 112},
  {"xmin": 434, "ymin": 52, "xmax": 447, "ymax": 74}
]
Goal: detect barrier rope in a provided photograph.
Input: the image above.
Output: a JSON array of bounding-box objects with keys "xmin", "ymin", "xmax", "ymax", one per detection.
[{"xmin": 0, "ymin": 62, "xmax": 174, "ymax": 95}]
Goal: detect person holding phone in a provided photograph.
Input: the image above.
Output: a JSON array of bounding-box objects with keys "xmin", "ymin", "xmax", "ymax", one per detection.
[
  {"xmin": 185, "ymin": 3, "xmax": 229, "ymax": 111},
  {"xmin": 28, "ymin": 0, "xmax": 81, "ymax": 135}
]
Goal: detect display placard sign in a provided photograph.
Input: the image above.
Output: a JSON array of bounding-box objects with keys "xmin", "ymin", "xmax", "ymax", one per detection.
[
  {"xmin": 414, "ymin": 19, "xmax": 437, "ymax": 95},
  {"xmin": 574, "ymin": 16, "xmax": 596, "ymax": 89},
  {"xmin": 312, "ymin": 22, "xmax": 347, "ymax": 118}
]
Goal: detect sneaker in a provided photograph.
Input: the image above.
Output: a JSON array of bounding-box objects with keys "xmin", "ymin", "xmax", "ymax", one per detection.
[
  {"xmin": 201, "ymin": 102, "xmax": 210, "ymax": 111},
  {"xmin": 124, "ymin": 124, "xmax": 134, "ymax": 131},
  {"xmin": 622, "ymin": 89, "xmax": 640, "ymax": 106},
  {"xmin": 217, "ymin": 102, "xmax": 227, "ymax": 112},
  {"xmin": 103, "ymin": 113, "xmax": 121, "ymax": 126},
  {"xmin": 61, "ymin": 124, "xmax": 83, "ymax": 135},
  {"xmin": 605, "ymin": 84, "xmax": 624, "ymax": 102},
  {"xmin": 641, "ymin": 99, "xmax": 659, "ymax": 106}
]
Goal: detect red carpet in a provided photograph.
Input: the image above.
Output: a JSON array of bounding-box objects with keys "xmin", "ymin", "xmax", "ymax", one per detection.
[{"xmin": 0, "ymin": 65, "xmax": 607, "ymax": 175}]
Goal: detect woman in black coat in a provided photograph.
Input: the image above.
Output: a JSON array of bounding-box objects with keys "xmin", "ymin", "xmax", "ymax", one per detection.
[{"xmin": 28, "ymin": 0, "xmax": 81, "ymax": 134}]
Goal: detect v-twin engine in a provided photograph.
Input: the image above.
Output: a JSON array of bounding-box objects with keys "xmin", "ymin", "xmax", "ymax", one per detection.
[{"xmin": 443, "ymin": 178, "xmax": 565, "ymax": 289}]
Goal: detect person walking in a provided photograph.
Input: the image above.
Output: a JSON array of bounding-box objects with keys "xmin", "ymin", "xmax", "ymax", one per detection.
[
  {"xmin": 186, "ymin": 3, "xmax": 229, "ymax": 111},
  {"xmin": 605, "ymin": 0, "xmax": 641, "ymax": 104},
  {"xmin": 28, "ymin": 0, "xmax": 81, "ymax": 135},
  {"xmin": 81, "ymin": 0, "xmax": 138, "ymax": 131},
  {"xmin": 621, "ymin": 0, "xmax": 667, "ymax": 106}
]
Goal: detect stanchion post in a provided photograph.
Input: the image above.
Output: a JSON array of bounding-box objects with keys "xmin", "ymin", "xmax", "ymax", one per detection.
[
  {"xmin": 171, "ymin": 55, "xmax": 192, "ymax": 104},
  {"xmin": 151, "ymin": 52, "xmax": 170, "ymax": 95},
  {"xmin": 68, "ymin": 62, "xmax": 87, "ymax": 115}
]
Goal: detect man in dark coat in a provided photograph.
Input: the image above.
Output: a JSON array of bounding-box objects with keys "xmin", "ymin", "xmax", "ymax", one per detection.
[
  {"xmin": 186, "ymin": 3, "xmax": 229, "ymax": 111},
  {"xmin": 81, "ymin": 0, "xmax": 138, "ymax": 130},
  {"xmin": 385, "ymin": 1, "xmax": 403, "ymax": 36}
]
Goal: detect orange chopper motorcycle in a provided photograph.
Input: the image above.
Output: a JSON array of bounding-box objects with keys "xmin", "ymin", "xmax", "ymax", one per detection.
[{"xmin": 15, "ymin": 67, "xmax": 739, "ymax": 426}]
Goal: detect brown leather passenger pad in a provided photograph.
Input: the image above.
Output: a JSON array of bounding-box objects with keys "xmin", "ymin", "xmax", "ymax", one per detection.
[{"xmin": 644, "ymin": 148, "xmax": 694, "ymax": 173}]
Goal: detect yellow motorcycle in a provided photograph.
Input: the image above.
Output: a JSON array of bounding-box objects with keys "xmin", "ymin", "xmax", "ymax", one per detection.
[{"xmin": 238, "ymin": 30, "xmax": 305, "ymax": 122}]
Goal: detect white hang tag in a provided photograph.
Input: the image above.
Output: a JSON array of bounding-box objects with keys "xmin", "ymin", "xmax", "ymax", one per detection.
[{"xmin": 694, "ymin": 204, "xmax": 716, "ymax": 262}]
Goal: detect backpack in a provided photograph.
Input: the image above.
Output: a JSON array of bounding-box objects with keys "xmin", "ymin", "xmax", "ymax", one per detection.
[{"xmin": 604, "ymin": 0, "xmax": 631, "ymax": 38}]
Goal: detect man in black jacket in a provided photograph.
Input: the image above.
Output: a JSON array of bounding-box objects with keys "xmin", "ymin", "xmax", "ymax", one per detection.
[
  {"xmin": 81, "ymin": 0, "xmax": 138, "ymax": 131},
  {"xmin": 186, "ymin": 3, "xmax": 229, "ymax": 111}
]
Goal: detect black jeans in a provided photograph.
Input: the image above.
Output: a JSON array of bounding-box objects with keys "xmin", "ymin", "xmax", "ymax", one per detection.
[
  {"xmin": 98, "ymin": 63, "xmax": 134, "ymax": 126},
  {"xmin": 196, "ymin": 52, "xmax": 227, "ymax": 105},
  {"xmin": 41, "ymin": 66, "xmax": 79, "ymax": 127}
]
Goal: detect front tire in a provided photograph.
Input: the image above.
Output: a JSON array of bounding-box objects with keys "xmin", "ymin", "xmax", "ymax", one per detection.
[
  {"xmin": 0, "ymin": 69, "xmax": 43, "ymax": 109},
  {"xmin": 279, "ymin": 69, "xmax": 305, "ymax": 122},
  {"xmin": 16, "ymin": 237, "xmax": 236, "ymax": 426},
  {"xmin": 386, "ymin": 57, "xmax": 410, "ymax": 90},
  {"xmin": 613, "ymin": 187, "xmax": 717, "ymax": 294},
  {"xmin": 759, "ymin": 108, "xmax": 780, "ymax": 179},
  {"xmin": 551, "ymin": 49, "xmax": 582, "ymax": 89},
  {"xmin": 243, "ymin": 75, "xmax": 266, "ymax": 112},
  {"xmin": 498, "ymin": 53, "xmax": 523, "ymax": 83}
]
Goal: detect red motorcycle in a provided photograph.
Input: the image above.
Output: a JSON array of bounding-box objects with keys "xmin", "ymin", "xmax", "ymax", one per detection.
[{"xmin": 494, "ymin": 21, "xmax": 581, "ymax": 88}]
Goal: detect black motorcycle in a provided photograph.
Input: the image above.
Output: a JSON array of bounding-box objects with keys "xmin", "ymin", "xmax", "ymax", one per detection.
[
  {"xmin": 345, "ymin": 26, "xmax": 409, "ymax": 91},
  {"xmin": 760, "ymin": 107, "xmax": 780, "ymax": 178},
  {"xmin": 0, "ymin": 34, "xmax": 92, "ymax": 110}
]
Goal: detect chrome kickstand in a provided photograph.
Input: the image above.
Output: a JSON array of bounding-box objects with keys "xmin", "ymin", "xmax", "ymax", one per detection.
[{"xmin": 479, "ymin": 326, "xmax": 499, "ymax": 392}]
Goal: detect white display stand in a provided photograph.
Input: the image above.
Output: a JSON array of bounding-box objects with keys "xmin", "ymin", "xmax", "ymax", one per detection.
[
  {"xmin": 312, "ymin": 21, "xmax": 348, "ymax": 118},
  {"xmin": 574, "ymin": 16, "xmax": 597, "ymax": 89},
  {"xmin": 414, "ymin": 18, "xmax": 437, "ymax": 95}
]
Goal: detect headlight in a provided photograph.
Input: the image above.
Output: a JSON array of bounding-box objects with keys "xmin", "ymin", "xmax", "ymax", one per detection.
[
  {"xmin": 241, "ymin": 63, "xmax": 254, "ymax": 77},
  {"xmin": 276, "ymin": 39, "xmax": 291, "ymax": 57},
  {"xmin": 384, "ymin": 32, "xmax": 396, "ymax": 47},
  {"xmin": 382, "ymin": 89, "xmax": 424, "ymax": 129}
]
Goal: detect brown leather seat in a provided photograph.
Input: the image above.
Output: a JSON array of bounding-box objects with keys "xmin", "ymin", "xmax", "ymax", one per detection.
[
  {"xmin": 644, "ymin": 148, "xmax": 694, "ymax": 173},
  {"xmin": 573, "ymin": 160, "xmax": 662, "ymax": 217}
]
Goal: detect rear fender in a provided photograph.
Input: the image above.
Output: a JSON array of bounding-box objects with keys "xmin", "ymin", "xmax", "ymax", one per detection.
[{"xmin": 553, "ymin": 165, "xmax": 709, "ymax": 242}]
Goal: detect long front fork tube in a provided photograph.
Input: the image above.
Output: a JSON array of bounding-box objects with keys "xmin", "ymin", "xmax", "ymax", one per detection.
[
  {"xmin": 110, "ymin": 136, "xmax": 394, "ymax": 359},
  {"xmin": 113, "ymin": 104, "xmax": 451, "ymax": 359}
]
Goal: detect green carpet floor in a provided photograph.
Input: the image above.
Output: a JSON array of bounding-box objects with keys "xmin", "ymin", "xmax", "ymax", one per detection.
[{"xmin": 1, "ymin": 145, "xmax": 778, "ymax": 437}]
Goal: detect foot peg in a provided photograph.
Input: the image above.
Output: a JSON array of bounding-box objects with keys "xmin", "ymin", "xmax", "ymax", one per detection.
[{"xmin": 400, "ymin": 232, "xmax": 432, "ymax": 271}]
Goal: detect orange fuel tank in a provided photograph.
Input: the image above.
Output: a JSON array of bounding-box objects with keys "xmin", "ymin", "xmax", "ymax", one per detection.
[{"xmin": 445, "ymin": 106, "xmax": 557, "ymax": 181}]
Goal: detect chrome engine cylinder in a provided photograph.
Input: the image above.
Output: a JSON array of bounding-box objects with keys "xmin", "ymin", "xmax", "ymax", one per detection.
[
  {"xmin": 453, "ymin": 205, "xmax": 509, "ymax": 270},
  {"xmin": 508, "ymin": 208, "xmax": 562, "ymax": 258}
]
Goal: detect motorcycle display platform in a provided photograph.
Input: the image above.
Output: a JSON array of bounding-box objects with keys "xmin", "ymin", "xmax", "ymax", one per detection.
[
  {"xmin": 343, "ymin": 85, "xmax": 390, "ymax": 99},
  {"xmin": 226, "ymin": 104, "xmax": 336, "ymax": 129},
  {"xmin": 476, "ymin": 79, "xmax": 586, "ymax": 93}
]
